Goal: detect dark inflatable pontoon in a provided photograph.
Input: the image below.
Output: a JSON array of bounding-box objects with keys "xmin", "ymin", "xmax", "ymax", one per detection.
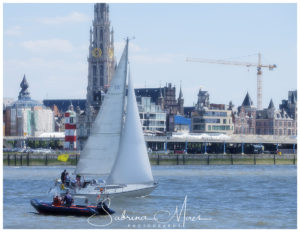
[{"xmin": 31, "ymin": 199, "xmax": 115, "ymax": 216}]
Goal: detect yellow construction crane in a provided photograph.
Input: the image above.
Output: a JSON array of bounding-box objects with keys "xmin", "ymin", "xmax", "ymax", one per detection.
[{"xmin": 186, "ymin": 53, "xmax": 277, "ymax": 110}]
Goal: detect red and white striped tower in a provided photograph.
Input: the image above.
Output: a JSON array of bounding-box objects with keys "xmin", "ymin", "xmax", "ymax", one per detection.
[{"xmin": 64, "ymin": 103, "xmax": 77, "ymax": 150}]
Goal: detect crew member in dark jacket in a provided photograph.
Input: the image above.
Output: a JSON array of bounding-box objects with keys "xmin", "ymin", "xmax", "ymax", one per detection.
[{"xmin": 61, "ymin": 169, "xmax": 66, "ymax": 184}]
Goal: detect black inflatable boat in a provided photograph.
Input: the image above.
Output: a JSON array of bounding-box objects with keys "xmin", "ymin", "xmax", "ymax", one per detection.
[{"xmin": 31, "ymin": 199, "xmax": 115, "ymax": 216}]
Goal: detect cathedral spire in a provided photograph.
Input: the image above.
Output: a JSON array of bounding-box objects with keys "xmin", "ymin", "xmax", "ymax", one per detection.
[
  {"xmin": 69, "ymin": 101, "xmax": 74, "ymax": 111},
  {"xmin": 177, "ymin": 81, "xmax": 184, "ymax": 115},
  {"xmin": 111, "ymin": 27, "xmax": 114, "ymax": 46},
  {"xmin": 86, "ymin": 3, "xmax": 115, "ymax": 121},
  {"xmin": 178, "ymin": 81, "xmax": 183, "ymax": 99},
  {"xmin": 89, "ymin": 27, "xmax": 92, "ymax": 45},
  {"xmin": 242, "ymin": 92, "xmax": 253, "ymax": 107},
  {"xmin": 18, "ymin": 74, "xmax": 30, "ymax": 100},
  {"xmin": 94, "ymin": 3, "xmax": 109, "ymax": 21},
  {"xmin": 268, "ymin": 99, "xmax": 275, "ymax": 109}
]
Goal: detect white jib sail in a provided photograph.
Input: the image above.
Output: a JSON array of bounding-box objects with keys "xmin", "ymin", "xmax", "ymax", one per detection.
[
  {"xmin": 106, "ymin": 70, "xmax": 154, "ymax": 185},
  {"xmin": 75, "ymin": 41, "xmax": 128, "ymax": 176}
]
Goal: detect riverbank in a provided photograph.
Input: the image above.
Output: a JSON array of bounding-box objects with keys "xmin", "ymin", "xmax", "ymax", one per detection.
[{"xmin": 2, "ymin": 153, "xmax": 297, "ymax": 166}]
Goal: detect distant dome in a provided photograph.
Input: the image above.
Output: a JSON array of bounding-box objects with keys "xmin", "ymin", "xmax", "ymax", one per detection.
[
  {"xmin": 10, "ymin": 98, "xmax": 43, "ymax": 108},
  {"xmin": 9, "ymin": 75, "xmax": 44, "ymax": 109}
]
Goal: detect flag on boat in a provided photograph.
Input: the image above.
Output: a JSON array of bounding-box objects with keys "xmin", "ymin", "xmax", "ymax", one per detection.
[{"xmin": 57, "ymin": 154, "xmax": 69, "ymax": 162}]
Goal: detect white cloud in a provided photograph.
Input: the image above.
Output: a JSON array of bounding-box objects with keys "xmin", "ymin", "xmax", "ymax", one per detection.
[
  {"xmin": 21, "ymin": 39, "xmax": 74, "ymax": 53},
  {"xmin": 40, "ymin": 12, "xmax": 90, "ymax": 24},
  {"xmin": 5, "ymin": 26, "xmax": 22, "ymax": 36}
]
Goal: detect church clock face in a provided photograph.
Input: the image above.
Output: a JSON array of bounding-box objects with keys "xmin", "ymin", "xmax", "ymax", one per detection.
[
  {"xmin": 92, "ymin": 47, "xmax": 102, "ymax": 57},
  {"xmin": 108, "ymin": 48, "xmax": 114, "ymax": 59}
]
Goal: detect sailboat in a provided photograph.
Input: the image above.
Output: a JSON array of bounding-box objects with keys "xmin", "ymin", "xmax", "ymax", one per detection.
[{"xmin": 63, "ymin": 39, "xmax": 157, "ymax": 203}]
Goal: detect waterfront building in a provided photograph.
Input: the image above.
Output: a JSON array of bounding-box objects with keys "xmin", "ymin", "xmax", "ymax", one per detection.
[
  {"xmin": 43, "ymin": 99, "xmax": 86, "ymax": 114},
  {"xmin": 137, "ymin": 96, "xmax": 166, "ymax": 134},
  {"xmin": 233, "ymin": 92, "xmax": 256, "ymax": 134},
  {"xmin": 174, "ymin": 115, "xmax": 191, "ymax": 132},
  {"xmin": 4, "ymin": 75, "xmax": 54, "ymax": 137},
  {"xmin": 183, "ymin": 106, "xmax": 195, "ymax": 118},
  {"xmin": 191, "ymin": 88, "xmax": 234, "ymax": 134},
  {"xmin": 64, "ymin": 104, "xmax": 77, "ymax": 150},
  {"xmin": 135, "ymin": 83, "xmax": 184, "ymax": 131},
  {"xmin": 256, "ymin": 99, "xmax": 296, "ymax": 136},
  {"xmin": 3, "ymin": 98, "xmax": 14, "ymax": 110},
  {"xmin": 279, "ymin": 90, "xmax": 297, "ymax": 120}
]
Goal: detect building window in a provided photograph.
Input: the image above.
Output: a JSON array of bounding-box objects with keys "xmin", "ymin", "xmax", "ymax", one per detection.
[
  {"xmin": 193, "ymin": 124, "xmax": 205, "ymax": 131},
  {"xmin": 93, "ymin": 65, "xmax": 97, "ymax": 77},
  {"xmin": 100, "ymin": 29, "xmax": 103, "ymax": 41},
  {"xmin": 223, "ymin": 119, "xmax": 227, "ymax": 124},
  {"xmin": 208, "ymin": 125, "xmax": 211, "ymax": 131},
  {"xmin": 193, "ymin": 118, "xmax": 200, "ymax": 123},
  {"xmin": 100, "ymin": 65, "xmax": 104, "ymax": 76},
  {"xmin": 288, "ymin": 122, "xmax": 291, "ymax": 127}
]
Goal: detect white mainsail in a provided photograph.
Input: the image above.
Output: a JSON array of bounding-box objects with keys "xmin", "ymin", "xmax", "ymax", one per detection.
[
  {"xmin": 106, "ymin": 70, "xmax": 154, "ymax": 185},
  {"xmin": 75, "ymin": 40, "xmax": 128, "ymax": 176}
]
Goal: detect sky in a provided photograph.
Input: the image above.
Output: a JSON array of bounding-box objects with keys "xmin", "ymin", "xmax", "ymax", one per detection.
[{"xmin": 3, "ymin": 3, "xmax": 297, "ymax": 108}]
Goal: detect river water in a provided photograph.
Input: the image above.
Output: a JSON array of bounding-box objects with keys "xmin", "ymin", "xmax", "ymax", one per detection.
[{"xmin": 3, "ymin": 165, "xmax": 297, "ymax": 229}]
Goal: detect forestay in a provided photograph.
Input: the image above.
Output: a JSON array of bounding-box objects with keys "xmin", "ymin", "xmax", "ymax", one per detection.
[{"xmin": 75, "ymin": 41, "xmax": 128, "ymax": 176}]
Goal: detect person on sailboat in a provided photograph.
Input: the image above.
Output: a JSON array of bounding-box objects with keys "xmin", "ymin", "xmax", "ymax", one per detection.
[
  {"xmin": 65, "ymin": 172, "xmax": 70, "ymax": 187},
  {"xmin": 76, "ymin": 174, "xmax": 82, "ymax": 188},
  {"xmin": 61, "ymin": 170, "xmax": 66, "ymax": 184}
]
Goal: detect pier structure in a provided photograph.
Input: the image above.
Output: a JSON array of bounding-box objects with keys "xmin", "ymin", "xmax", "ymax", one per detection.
[
  {"xmin": 144, "ymin": 134, "xmax": 296, "ymax": 154},
  {"xmin": 4, "ymin": 134, "xmax": 297, "ymax": 154}
]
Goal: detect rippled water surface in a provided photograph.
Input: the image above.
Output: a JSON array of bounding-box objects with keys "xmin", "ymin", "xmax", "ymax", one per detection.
[{"xmin": 3, "ymin": 165, "xmax": 297, "ymax": 229}]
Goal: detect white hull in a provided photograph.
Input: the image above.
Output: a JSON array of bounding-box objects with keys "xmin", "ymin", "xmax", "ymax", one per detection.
[{"xmin": 69, "ymin": 182, "xmax": 158, "ymax": 204}]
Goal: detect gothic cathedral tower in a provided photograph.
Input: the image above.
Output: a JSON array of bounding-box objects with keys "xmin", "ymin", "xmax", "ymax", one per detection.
[{"xmin": 86, "ymin": 3, "xmax": 115, "ymax": 112}]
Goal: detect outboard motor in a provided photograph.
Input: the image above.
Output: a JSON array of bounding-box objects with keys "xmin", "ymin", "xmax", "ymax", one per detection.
[{"xmin": 96, "ymin": 201, "xmax": 115, "ymax": 215}]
